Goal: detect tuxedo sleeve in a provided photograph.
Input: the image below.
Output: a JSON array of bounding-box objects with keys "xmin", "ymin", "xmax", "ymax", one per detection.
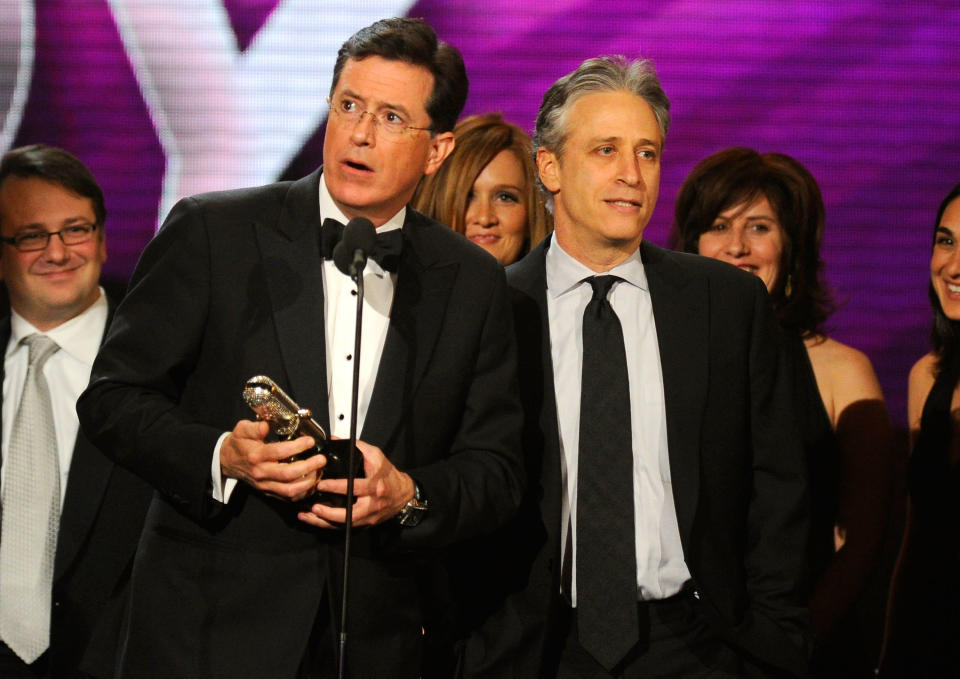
[
  {"xmin": 740, "ymin": 277, "xmax": 811, "ymax": 674},
  {"xmin": 77, "ymin": 197, "xmax": 225, "ymax": 522},
  {"xmin": 393, "ymin": 263, "xmax": 525, "ymax": 549}
]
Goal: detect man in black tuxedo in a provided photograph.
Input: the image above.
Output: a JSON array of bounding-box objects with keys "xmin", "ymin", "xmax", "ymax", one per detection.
[
  {"xmin": 76, "ymin": 17, "xmax": 523, "ymax": 679},
  {"xmin": 453, "ymin": 57, "xmax": 809, "ymax": 678},
  {"xmin": 0, "ymin": 144, "xmax": 150, "ymax": 678}
]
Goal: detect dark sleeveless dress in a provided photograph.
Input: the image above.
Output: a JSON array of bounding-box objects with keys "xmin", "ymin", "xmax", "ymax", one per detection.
[
  {"xmin": 886, "ymin": 364, "xmax": 960, "ymax": 676},
  {"xmin": 784, "ymin": 333, "xmax": 880, "ymax": 677},
  {"xmin": 783, "ymin": 332, "xmax": 840, "ymax": 590}
]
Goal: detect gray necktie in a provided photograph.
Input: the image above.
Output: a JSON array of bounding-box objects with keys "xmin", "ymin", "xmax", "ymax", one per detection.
[{"xmin": 0, "ymin": 334, "xmax": 61, "ymax": 663}]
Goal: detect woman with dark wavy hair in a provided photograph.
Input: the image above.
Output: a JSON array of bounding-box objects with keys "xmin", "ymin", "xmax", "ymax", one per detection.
[
  {"xmin": 673, "ymin": 147, "xmax": 894, "ymax": 677},
  {"xmin": 412, "ymin": 113, "xmax": 551, "ymax": 265},
  {"xmin": 879, "ymin": 183, "xmax": 960, "ymax": 677}
]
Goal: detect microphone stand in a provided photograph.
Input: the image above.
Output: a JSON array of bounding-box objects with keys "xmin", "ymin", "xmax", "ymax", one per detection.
[{"xmin": 337, "ymin": 251, "xmax": 365, "ymax": 679}]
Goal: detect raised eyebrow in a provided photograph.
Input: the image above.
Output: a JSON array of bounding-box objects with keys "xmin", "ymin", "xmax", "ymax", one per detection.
[
  {"xmin": 937, "ymin": 225, "xmax": 956, "ymax": 238},
  {"xmin": 339, "ymin": 88, "xmax": 412, "ymax": 118},
  {"xmin": 12, "ymin": 222, "xmax": 48, "ymax": 232},
  {"xmin": 587, "ymin": 137, "xmax": 663, "ymax": 154},
  {"xmin": 636, "ymin": 139, "xmax": 663, "ymax": 152},
  {"xmin": 15, "ymin": 216, "xmax": 94, "ymax": 232}
]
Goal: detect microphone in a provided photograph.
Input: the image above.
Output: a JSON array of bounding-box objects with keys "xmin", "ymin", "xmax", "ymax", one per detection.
[
  {"xmin": 330, "ymin": 216, "xmax": 375, "ymax": 678},
  {"xmin": 333, "ymin": 217, "xmax": 376, "ymax": 278}
]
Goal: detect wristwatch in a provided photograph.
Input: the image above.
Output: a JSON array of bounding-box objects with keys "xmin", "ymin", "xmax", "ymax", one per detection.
[{"xmin": 396, "ymin": 482, "xmax": 428, "ymax": 527}]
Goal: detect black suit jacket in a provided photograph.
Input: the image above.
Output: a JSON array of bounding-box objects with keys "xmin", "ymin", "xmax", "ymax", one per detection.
[
  {"xmin": 76, "ymin": 169, "xmax": 524, "ymax": 679},
  {"xmin": 0, "ymin": 291, "xmax": 152, "ymax": 679},
  {"xmin": 451, "ymin": 237, "xmax": 809, "ymax": 678}
]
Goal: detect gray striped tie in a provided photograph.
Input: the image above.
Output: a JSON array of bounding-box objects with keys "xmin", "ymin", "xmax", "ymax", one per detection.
[{"xmin": 0, "ymin": 334, "xmax": 61, "ymax": 663}]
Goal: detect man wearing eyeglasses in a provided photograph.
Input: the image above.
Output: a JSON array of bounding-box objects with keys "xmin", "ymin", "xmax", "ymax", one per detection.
[
  {"xmin": 0, "ymin": 144, "xmax": 150, "ymax": 678},
  {"xmin": 77, "ymin": 17, "xmax": 523, "ymax": 679}
]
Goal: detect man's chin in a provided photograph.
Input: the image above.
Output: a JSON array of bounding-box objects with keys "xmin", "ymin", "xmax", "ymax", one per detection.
[
  {"xmin": 28, "ymin": 289, "xmax": 100, "ymax": 322},
  {"xmin": 329, "ymin": 193, "xmax": 405, "ymax": 226}
]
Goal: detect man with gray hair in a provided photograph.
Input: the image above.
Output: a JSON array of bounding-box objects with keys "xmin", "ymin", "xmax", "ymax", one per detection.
[{"xmin": 447, "ymin": 56, "xmax": 810, "ymax": 678}]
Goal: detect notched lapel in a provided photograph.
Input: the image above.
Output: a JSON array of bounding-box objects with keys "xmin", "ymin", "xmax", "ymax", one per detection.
[
  {"xmin": 54, "ymin": 433, "xmax": 112, "ymax": 579},
  {"xmin": 256, "ymin": 172, "xmax": 329, "ymax": 433},
  {"xmin": 362, "ymin": 224, "xmax": 456, "ymax": 450},
  {"xmin": 50, "ymin": 300, "xmax": 114, "ymax": 580},
  {"xmin": 642, "ymin": 242, "xmax": 708, "ymax": 543},
  {"xmin": 508, "ymin": 241, "xmax": 563, "ymax": 547}
]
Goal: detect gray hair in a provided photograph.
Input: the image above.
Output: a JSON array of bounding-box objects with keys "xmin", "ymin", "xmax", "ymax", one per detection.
[{"xmin": 533, "ymin": 56, "xmax": 670, "ymax": 210}]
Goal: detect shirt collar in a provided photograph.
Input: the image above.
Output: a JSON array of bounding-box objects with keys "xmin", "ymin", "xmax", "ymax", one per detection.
[
  {"xmin": 546, "ymin": 238, "xmax": 648, "ymax": 298},
  {"xmin": 318, "ymin": 172, "xmax": 406, "ymax": 234},
  {"xmin": 8, "ymin": 288, "xmax": 108, "ymax": 365}
]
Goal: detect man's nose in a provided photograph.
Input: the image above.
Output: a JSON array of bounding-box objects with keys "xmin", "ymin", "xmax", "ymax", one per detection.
[
  {"xmin": 42, "ymin": 232, "xmax": 70, "ymax": 261},
  {"xmin": 617, "ymin": 153, "xmax": 642, "ymax": 187},
  {"xmin": 350, "ymin": 110, "xmax": 377, "ymax": 144}
]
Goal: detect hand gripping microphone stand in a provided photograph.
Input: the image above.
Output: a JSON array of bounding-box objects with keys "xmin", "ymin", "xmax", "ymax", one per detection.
[{"xmin": 331, "ymin": 216, "xmax": 377, "ymax": 679}]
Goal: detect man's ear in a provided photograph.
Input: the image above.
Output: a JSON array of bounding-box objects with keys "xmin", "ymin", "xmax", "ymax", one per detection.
[
  {"xmin": 423, "ymin": 132, "xmax": 456, "ymax": 176},
  {"xmin": 537, "ymin": 147, "xmax": 561, "ymax": 194}
]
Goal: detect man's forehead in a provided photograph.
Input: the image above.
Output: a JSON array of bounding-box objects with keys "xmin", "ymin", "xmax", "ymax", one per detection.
[
  {"xmin": 334, "ymin": 56, "xmax": 433, "ymax": 108},
  {"xmin": 567, "ymin": 91, "xmax": 663, "ymax": 145},
  {"xmin": 0, "ymin": 177, "xmax": 97, "ymax": 228}
]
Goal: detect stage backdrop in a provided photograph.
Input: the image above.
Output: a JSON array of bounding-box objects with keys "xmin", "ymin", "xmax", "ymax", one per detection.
[{"xmin": 1, "ymin": 0, "xmax": 959, "ymax": 424}]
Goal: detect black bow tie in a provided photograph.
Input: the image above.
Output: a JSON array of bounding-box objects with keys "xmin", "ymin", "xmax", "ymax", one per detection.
[{"xmin": 319, "ymin": 218, "xmax": 402, "ymax": 273}]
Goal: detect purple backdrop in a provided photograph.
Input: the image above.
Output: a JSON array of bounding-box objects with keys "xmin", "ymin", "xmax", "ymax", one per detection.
[{"xmin": 3, "ymin": 0, "xmax": 959, "ymax": 424}]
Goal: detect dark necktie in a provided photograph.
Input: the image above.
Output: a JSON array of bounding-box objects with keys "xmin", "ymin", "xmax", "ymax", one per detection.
[
  {"xmin": 576, "ymin": 275, "xmax": 639, "ymax": 671},
  {"xmin": 319, "ymin": 218, "xmax": 403, "ymax": 273}
]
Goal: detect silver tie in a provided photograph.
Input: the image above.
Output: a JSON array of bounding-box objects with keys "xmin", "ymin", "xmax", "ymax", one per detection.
[{"xmin": 0, "ymin": 334, "xmax": 61, "ymax": 663}]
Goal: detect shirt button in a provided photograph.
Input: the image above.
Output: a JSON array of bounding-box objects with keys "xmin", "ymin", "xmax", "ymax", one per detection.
[
  {"xmin": 351, "ymin": 289, "xmax": 358, "ymax": 296},
  {"xmin": 338, "ymin": 414, "xmax": 345, "ymax": 421},
  {"xmin": 346, "ymin": 354, "xmax": 352, "ymax": 361}
]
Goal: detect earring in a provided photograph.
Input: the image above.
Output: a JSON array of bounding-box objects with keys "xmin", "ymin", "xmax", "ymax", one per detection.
[{"xmin": 784, "ymin": 275, "xmax": 793, "ymax": 299}]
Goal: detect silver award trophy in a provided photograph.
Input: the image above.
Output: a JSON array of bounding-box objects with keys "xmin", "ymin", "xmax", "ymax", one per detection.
[{"xmin": 242, "ymin": 375, "xmax": 361, "ymax": 505}]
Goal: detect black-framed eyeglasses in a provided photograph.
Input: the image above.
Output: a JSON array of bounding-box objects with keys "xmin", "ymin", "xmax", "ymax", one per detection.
[
  {"xmin": 326, "ymin": 96, "xmax": 431, "ymax": 139},
  {"xmin": 0, "ymin": 223, "xmax": 100, "ymax": 252}
]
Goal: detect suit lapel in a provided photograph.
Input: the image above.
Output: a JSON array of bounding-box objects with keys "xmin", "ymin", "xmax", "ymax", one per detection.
[
  {"xmin": 257, "ymin": 170, "xmax": 330, "ymax": 433},
  {"xmin": 642, "ymin": 241, "xmax": 708, "ymax": 543},
  {"xmin": 361, "ymin": 212, "xmax": 456, "ymax": 452},
  {"xmin": 32, "ymin": 296, "xmax": 116, "ymax": 580},
  {"xmin": 508, "ymin": 238, "xmax": 564, "ymax": 548},
  {"xmin": 55, "ymin": 431, "xmax": 112, "ymax": 579}
]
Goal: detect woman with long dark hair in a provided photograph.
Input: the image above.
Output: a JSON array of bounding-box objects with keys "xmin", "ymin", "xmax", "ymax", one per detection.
[{"xmin": 879, "ymin": 183, "xmax": 960, "ymax": 677}]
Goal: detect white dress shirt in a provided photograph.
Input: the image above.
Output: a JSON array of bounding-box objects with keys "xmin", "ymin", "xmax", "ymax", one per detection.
[
  {"xmin": 319, "ymin": 179, "xmax": 399, "ymax": 440},
  {"xmin": 545, "ymin": 239, "xmax": 690, "ymax": 604},
  {"xmin": 2, "ymin": 290, "xmax": 108, "ymax": 507},
  {"xmin": 212, "ymin": 174, "xmax": 399, "ymax": 501}
]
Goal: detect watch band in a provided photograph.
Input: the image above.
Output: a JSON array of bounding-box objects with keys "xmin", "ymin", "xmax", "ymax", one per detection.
[{"xmin": 396, "ymin": 482, "xmax": 428, "ymax": 527}]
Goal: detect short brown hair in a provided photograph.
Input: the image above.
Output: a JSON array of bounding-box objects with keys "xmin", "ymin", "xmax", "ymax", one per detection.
[
  {"xmin": 412, "ymin": 113, "xmax": 552, "ymax": 258},
  {"xmin": 0, "ymin": 144, "xmax": 106, "ymax": 229},
  {"xmin": 672, "ymin": 147, "xmax": 834, "ymax": 336},
  {"xmin": 330, "ymin": 17, "xmax": 467, "ymax": 135}
]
